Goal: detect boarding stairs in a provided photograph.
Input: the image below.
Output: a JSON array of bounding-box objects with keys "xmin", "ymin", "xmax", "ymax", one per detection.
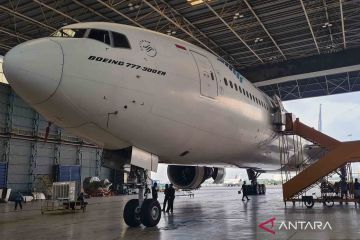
[{"xmin": 279, "ymin": 113, "xmax": 360, "ymax": 201}]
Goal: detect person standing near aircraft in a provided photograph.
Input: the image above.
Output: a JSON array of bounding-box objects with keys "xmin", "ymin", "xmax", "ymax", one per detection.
[
  {"xmin": 354, "ymin": 178, "xmax": 360, "ymax": 200},
  {"xmin": 162, "ymin": 184, "xmax": 169, "ymax": 211},
  {"xmin": 152, "ymin": 182, "xmax": 158, "ymax": 200},
  {"xmin": 14, "ymin": 192, "xmax": 24, "ymax": 210},
  {"xmin": 166, "ymin": 184, "xmax": 175, "ymax": 213},
  {"xmin": 241, "ymin": 181, "xmax": 250, "ymax": 201}
]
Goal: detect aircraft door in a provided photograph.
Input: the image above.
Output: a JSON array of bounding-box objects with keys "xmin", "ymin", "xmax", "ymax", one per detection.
[{"xmin": 190, "ymin": 51, "xmax": 218, "ymax": 98}]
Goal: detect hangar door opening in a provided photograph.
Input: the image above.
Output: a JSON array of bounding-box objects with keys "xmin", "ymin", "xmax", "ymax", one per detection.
[{"xmin": 191, "ymin": 51, "xmax": 218, "ymax": 99}]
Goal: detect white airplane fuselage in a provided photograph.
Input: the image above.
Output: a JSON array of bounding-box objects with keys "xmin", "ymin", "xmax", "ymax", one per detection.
[{"xmin": 4, "ymin": 22, "xmax": 285, "ymax": 171}]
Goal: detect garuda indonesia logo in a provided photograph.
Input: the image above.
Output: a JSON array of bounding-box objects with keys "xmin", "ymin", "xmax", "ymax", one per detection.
[{"xmin": 139, "ymin": 40, "xmax": 157, "ymax": 57}]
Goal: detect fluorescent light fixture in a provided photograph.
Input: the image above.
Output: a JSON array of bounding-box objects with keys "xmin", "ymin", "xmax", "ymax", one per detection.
[{"xmin": 187, "ymin": 0, "xmax": 211, "ymax": 6}]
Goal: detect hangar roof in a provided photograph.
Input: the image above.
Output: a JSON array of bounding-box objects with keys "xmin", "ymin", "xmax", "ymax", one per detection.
[{"xmin": 0, "ymin": 0, "xmax": 359, "ymax": 100}]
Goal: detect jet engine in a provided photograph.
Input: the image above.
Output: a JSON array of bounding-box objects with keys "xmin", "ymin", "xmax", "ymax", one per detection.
[
  {"xmin": 167, "ymin": 165, "xmax": 226, "ymax": 189},
  {"xmin": 212, "ymin": 167, "xmax": 226, "ymax": 184}
]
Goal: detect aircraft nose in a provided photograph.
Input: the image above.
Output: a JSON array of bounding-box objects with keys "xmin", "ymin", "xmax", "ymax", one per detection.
[{"xmin": 3, "ymin": 39, "xmax": 63, "ymax": 104}]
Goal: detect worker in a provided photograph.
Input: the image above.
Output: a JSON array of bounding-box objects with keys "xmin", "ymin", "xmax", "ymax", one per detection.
[
  {"xmin": 162, "ymin": 184, "xmax": 169, "ymax": 211},
  {"xmin": 14, "ymin": 192, "xmax": 24, "ymax": 210},
  {"xmin": 241, "ymin": 181, "xmax": 250, "ymax": 201},
  {"xmin": 354, "ymin": 178, "xmax": 360, "ymax": 200},
  {"xmin": 340, "ymin": 179, "xmax": 348, "ymax": 204},
  {"xmin": 166, "ymin": 184, "xmax": 175, "ymax": 213},
  {"xmin": 77, "ymin": 192, "xmax": 88, "ymax": 209},
  {"xmin": 152, "ymin": 182, "xmax": 158, "ymax": 200}
]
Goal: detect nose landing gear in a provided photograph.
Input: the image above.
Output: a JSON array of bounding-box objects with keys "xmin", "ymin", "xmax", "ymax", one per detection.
[{"xmin": 123, "ymin": 166, "xmax": 161, "ymax": 227}]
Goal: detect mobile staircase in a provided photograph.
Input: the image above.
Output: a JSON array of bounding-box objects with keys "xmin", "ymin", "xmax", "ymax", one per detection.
[{"xmin": 277, "ymin": 113, "xmax": 360, "ymax": 207}]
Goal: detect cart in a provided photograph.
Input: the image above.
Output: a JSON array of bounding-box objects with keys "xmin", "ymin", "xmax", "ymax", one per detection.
[{"xmin": 41, "ymin": 198, "xmax": 87, "ymax": 214}]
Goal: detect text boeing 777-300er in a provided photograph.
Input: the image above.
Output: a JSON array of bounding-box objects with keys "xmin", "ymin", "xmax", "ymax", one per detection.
[{"xmin": 3, "ymin": 22, "xmax": 313, "ymax": 227}]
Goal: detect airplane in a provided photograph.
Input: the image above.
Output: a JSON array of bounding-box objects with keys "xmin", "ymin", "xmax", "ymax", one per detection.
[{"xmin": 3, "ymin": 22, "xmax": 313, "ymax": 227}]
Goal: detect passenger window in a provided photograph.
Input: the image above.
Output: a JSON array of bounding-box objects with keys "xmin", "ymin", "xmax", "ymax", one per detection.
[
  {"xmin": 234, "ymin": 84, "xmax": 238, "ymax": 91},
  {"xmin": 210, "ymin": 72, "xmax": 215, "ymax": 80},
  {"xmin": 224, "ymin": 78, "xmax": 228, "ymax": 86},
  {"xmin": 246, "ymin": 91, "xmax": 249, "ymax": 98},
  {"xmin": 238, "ymin": 87, "xmax": 242, "ymax": 93},
  {"xmin": 229, "ymin": 81, "xmax": 233, "ymax": 88},
  {"xmin": 88, "ymin": 29, "xmax": 111, "ymax": 45},
  {"xmin": 112, "ymin": 32, "xmax": 131, "ymax": 49}
]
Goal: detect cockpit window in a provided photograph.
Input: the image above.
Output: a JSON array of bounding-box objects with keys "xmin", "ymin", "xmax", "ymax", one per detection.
[
  {"xmin": 88, "ymin": 29, "xmax": 111, "ymax": 45},
  {"xmin": 112, "ymin": 32, "xmax": 131, "ymax": 49},
  {"xmin": 51, "ymin": 28, "xmax": 86, "ymax": 38}
]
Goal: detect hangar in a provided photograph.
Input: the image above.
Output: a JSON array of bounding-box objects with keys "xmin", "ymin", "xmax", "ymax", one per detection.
[{"xmin": 0, "ymin": 0, "xmax": 359, "ymax": 239}]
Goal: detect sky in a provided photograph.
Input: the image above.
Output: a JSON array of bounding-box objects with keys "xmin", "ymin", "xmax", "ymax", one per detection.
[{"xmin": 152, "ymin": 91, "xmax": 360, "ymax": 182}]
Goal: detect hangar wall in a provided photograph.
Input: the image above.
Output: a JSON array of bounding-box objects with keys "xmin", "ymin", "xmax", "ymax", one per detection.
[{"xmin": 0, "ymin": 81, "xmax": 113, "ymax": 193}]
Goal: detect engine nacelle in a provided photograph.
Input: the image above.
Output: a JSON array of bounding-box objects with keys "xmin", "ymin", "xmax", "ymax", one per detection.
[
  {"xmin": 167, "ymin": 165, "xmax": 214, "ymax": 189},
  {"xmin": 212, "ymin": 168, "xmax": 226, "ymax": 184}
]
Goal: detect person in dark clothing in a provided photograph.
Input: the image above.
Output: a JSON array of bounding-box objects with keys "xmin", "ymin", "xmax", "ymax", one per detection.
[
  {"xmin": 166, "ymin": 184, "xmax": 175, "ymax": 213},
  {"xmin": 162, "ymin": 184, "xmax": 169, "ymax": 211},
  {"xmin": 341, "ymin": 180, "xmax": 348, "ymax": 199},
  {"xmin": 77, "ymin": 192, "xmax": 88, "ymax": 209},
  {"xmin": 152, "ymin": 182, "xmax": 158, "ymax": 200},
  {"xmin": 241, "ymin": 181, "xmax": 250, "ymax": 201},
  {"xmin": 354, "ymin": 178, "xmax": 360, "ymax": 200},
  {"xmin": 14, "ymin": 192, "xmax": 24, "ymax": 210}
]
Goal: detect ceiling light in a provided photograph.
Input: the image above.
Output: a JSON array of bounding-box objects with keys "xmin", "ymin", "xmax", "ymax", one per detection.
[
  {"xmin": 322, "ymin": 22, "xmax": 332, "ymax": 28},
  {"xmin": 166, "ymin": 29, "xmax": 177, "ymax": 36},
  {"xmin": 187, "ymin": 0, "xmax": 211, "ymax": 6}
]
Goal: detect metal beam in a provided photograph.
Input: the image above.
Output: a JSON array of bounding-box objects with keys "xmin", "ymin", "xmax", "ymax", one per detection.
[
  {"xmin": 340, "ymin": 0, "xmax": 346, "ymax": 49},
  {"xmin": 95, "ymin": 0, "xmax": 144, "ymax": 28},
  {"xmin": 0, "ymin": 44, "xmax": 12, "ymax": 50},
  {"xmin": 0, "ymin": 5, "xmax": 56, "ymax": 32},
  {"xmin": 142, "ymin": 0, "xmax": 220, "ymax": 58},
  {"xmin": 323, "ymin": 0, "xmax": 334, "ymax": 45},
  {"xmin": 254, "ymin": 65, "xmax": 360, "ymax": 87},
  {"xmin": 204, "ymin": 1, "xmax": 263, "ymax": 63},
  {"xmin": 157, "ymin": 0, "xmax": 237, "ymax": 63},
  {"xmin": 0, "ymin": 27, "xmax": 31, "ymax": 41},
  {"xmin": 300, "ymin": 0, "xmax": 320, "ymax": 54},
  {"xmin": 72, "ymin": 0, "xmax": 113, "ymax": 22},
  {"xmin": 33, "ymin": 0, "xmax": 80, "ymax": 23},
  {"xmin": 243, "ymin": 0, "xmax": 286, "ymax": 60}
]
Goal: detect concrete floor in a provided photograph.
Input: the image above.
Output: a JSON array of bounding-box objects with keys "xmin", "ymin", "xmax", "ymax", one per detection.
[{"xmin": 0, "ymin": 186, "xmax": 359, "ymax": 240}]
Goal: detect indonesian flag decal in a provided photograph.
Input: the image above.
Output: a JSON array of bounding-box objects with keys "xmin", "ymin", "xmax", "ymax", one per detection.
[{"xmin": 175, "ymin": 44, "xmax": 187, "ymax": 53}]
